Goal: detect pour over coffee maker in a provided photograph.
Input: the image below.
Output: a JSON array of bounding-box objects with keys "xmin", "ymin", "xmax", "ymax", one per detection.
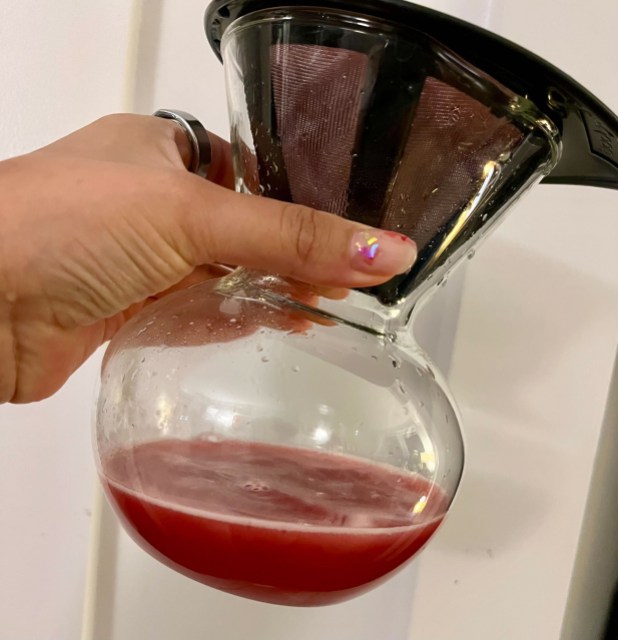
[{"xmin": 94, "ymin": 0, "xmax": 618, "ymax": 607}]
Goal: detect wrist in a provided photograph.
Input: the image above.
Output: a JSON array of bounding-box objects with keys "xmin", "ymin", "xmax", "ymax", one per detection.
[
  {"xmin": 0, "ymin": 295, "xmax": 17, "ymax": 403},
  {"xmin": 0, "ymin": 156, "xmax": 25, "ymax": 403}
]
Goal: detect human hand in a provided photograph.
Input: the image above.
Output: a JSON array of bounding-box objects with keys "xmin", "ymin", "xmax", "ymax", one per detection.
[{"xmin": 0, "ymin": 114, "xmax": 416, "ymax": 403}]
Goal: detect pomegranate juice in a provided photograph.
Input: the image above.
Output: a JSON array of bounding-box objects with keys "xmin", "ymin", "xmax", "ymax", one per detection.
[{"xmin": 101, "ymin": 438, "xmax": 446, "ymax": 606}]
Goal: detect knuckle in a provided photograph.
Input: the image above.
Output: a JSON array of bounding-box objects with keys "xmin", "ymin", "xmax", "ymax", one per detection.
[
  {"xmin": 94, "ymin": 113, "xmax": 154, "ymax": 136},
  {"xmin": 281, "ymin": 204, "xmax": 321, "ymax": 266},
  {"xmin": 94, "ymin": 113, "xmax": 134, "ymax": 129}
]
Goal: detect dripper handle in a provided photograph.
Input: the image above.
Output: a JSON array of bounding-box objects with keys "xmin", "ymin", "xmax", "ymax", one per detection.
[{"xmin": 540, "ymin": 98, "xmax": 618, "ymax": 190}]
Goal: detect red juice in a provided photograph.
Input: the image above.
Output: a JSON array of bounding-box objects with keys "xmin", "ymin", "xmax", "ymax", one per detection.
[{"xmin": 101, "ymin": 438, "xmax": 447, "ymax": 606}]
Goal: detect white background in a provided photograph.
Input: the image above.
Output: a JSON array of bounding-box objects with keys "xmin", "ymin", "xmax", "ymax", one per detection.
[{"xmin": 0, "ymin": 1, "xmax": 617, "ymax": 639}]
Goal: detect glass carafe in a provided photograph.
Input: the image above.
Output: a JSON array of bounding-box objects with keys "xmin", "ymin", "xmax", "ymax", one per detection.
[{"xmin": 96, "ymin": 5, "xmax": 567, "ymax": 607}]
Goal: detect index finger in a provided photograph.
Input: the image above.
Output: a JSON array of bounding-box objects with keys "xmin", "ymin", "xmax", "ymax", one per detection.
[{"xmin": 205, "ymin": 131, "xmax": 236, "ymax": 190}]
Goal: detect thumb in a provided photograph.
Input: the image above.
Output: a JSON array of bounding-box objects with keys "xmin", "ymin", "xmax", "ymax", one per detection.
[{"xmin": 182, "ymin": 178, "xmax": 417, "ymax": 289}]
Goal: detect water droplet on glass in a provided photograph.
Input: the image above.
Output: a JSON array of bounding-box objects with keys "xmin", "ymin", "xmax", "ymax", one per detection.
[
  {"xmin": 292, "ymin": 365, "xmax": 300, "ymax": 373},
  {"xmin": 261, "ymin": 356, "xmax": 269, "ymax": 363},
  {"xmin": 467, "ymin": 250, "xmax": 476, "ymax": 260}
]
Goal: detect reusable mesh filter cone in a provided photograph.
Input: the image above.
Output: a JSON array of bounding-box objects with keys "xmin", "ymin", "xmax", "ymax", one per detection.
[{"xmin": 221, "ymin": 8, "xmax": 560, "ymax": 304}]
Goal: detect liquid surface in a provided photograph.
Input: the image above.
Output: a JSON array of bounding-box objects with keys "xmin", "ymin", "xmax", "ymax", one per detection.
[{"xmin": 102, "ymin": 438, "xmax": 447, "ymax": 606}]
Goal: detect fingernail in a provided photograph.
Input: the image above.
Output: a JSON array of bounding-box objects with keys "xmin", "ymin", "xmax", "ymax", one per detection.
[{"xmin": 350, "ymin": 230, "xmax": 417, "ymax": 275}]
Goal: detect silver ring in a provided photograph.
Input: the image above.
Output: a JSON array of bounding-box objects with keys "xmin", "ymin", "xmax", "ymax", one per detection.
[{"xmin": 153, "ymin": 109, "xmax": 212, "ymax": 178}]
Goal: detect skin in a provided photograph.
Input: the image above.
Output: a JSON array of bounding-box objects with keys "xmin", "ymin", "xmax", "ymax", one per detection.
[{"xmin": 0, "ymin": 114, "xmax": 416, "ymax": 404}]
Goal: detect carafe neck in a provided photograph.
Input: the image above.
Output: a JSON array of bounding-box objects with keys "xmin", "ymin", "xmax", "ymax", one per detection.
[{"xmin": 215, "ymin": 267, "xmax": 422, "ymax": 340}]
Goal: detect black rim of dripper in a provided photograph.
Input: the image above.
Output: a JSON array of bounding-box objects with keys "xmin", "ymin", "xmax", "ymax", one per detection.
[{"xmin": 205, "ymin": 0, "xmax": 618, "ymax": 191}]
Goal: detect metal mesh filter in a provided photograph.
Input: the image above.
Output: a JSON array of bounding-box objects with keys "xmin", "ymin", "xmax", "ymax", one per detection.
[
  {"xmin": 271, "ymin": 44, "xmax": 369, "ymax": 216},
  {"xmin": 384, "ymin": 77, "xmax": 523, "ymax": 249},
  {"xmin": 270, "ymin": 44, "xmax": 523, "ymax": 253},
  {"xmin": 224, "ymin": 16, "xmax": 557, "ymax": 302}
]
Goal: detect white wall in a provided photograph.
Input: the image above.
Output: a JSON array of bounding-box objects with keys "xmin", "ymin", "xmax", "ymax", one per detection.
[{"xmin": 0, "ymin": 1, "xmax": 616, "ymax": 639}]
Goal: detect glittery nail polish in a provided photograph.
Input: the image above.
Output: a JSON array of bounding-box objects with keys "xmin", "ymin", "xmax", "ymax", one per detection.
[
  {"xmin": 350, "ymin": 230, "xmax": 417, "ymax": 275},
  {"xmin": 354, "ymin": 231, "xmax": 381, "ymax": 264}
]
